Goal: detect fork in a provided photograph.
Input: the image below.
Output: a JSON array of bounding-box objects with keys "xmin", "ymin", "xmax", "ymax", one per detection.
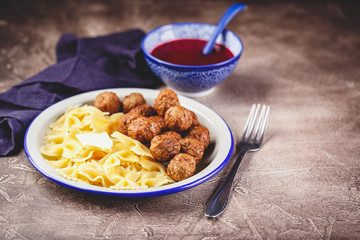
[{"xmin": 205, "ymin": 104, "xmax": 270, "ymax": 218}]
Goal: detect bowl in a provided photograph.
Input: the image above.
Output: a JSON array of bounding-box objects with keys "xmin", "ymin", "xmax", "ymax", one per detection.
[
  {"xmin": 24, "ymin": 88, "xmax": 234, "ymax": 198},
  {"xmin": 141, "ymin": 22, "xmax": 243, "ymax": 97}
]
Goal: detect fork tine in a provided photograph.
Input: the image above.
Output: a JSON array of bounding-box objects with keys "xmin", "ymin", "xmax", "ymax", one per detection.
[
  {"xmin": 239, "ymin": 104, "xmax": 256, "ymax": 142},
  {"xmin": 253, "ymin": 105, "xmax": 267, "ymax": 142},
  {"xmin": 246, "ymin": 104, "xmax": 261, "ymax": 141},
  {"xmin": 258, "ymin": 106, "xmax": 270, "ymax": 145}
]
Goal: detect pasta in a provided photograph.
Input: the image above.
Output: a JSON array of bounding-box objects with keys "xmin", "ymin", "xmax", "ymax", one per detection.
[{"xmin": 40, "ymin": 105, "xmax": 174, "ymax": 189}]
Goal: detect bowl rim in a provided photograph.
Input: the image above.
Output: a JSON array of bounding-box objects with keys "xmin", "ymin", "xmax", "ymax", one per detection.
[{"xmin": 141, "ymin": 22, "xmax": 243, "ymax": 70}]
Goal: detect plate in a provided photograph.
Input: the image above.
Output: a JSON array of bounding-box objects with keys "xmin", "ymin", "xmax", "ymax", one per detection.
[{"xmin": 24, "ymin": 88, "xmax": 234, "ymax": 198}]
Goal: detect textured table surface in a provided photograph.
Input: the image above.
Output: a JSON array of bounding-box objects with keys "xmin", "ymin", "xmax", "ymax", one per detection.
[{"xmin": 0, "ymin": 1, "xmax": 359, "ymax": 239}]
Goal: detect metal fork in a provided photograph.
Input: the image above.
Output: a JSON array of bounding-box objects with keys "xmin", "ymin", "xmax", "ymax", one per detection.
[{"xmin": 205, "ymin": 104, "xmax": 270, "ymax": 218}]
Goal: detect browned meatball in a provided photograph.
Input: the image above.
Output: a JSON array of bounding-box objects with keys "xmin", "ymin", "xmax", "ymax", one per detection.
[
  {"xmin": 122, "ymin": 93, "xmax": 146, "ymax": 113},
  {"xmin": 179, "ymin": 137, "xmax": 204, "ymax": 164},
  {"xmin": 164, "ymin": 106, "xmax": 193, "ymax": 132},
  {"xmin": 94, "ymin": 92, "xmax": 122, "ymax": 114},
  {"xmin": 190, "ymin": 111, "xmax": 200, "ymax": 126},
  {"xmin": 167, "ymin": 153, "xmax": 196, "ymax": 182},
  {"xmin": 129, "ymin": 104, "xmax": 157, "ymax": 117},
  {"xmin": 160, "ymin": 131, "xmax": 182, "ymax": 141},
  {"xmin": 186, "ymin": 125, "xmax": 210, "ymax": 149},
  {"xmin": 118, "ymin": 104, "xmax": 157, "ymax": 135},
  {"xmin": 149, "ymin": 116, "xmax": 166, "ymax": 133},
  {"xmin": 118, "ymin": 111, "xmax": 143, "ymax": 135},
  {"xmin": 150, "ymin": 134, "xmax": 180, "ymax": 162},
  {"xmin": 154, "ymin": 89, "xmax": 180, "ymax": 117},
  {"xmin": 127, "ymin": 117, "xmax": 160, "ymax": 143}
]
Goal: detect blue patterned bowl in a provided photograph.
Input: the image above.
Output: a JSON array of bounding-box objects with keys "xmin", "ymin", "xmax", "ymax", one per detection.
[{"xmin": 142, "ymin": 22, "xmax": 243, "ymax": 97}]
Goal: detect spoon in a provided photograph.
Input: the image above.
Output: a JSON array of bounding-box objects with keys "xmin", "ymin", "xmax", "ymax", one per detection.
[{"xmin": 202, "ymin": 3, "xmax": 247, "ymax": 55}]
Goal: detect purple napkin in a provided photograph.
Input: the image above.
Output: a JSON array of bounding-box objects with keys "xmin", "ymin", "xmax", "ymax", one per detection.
[{"xmin": 0, "ymin": 29, "xmax": 160, "ymax": 156}]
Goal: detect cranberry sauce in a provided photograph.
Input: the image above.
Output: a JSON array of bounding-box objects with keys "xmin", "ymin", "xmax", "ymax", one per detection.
[{"xmin": 150, "ymin": 39, "xmax": 234, "ymax": 66}]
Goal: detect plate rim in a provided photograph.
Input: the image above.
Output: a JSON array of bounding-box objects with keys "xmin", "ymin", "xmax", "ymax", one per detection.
[{"xmin": 24, "ymin": 88, "xmax": 234, "ymax": 198}]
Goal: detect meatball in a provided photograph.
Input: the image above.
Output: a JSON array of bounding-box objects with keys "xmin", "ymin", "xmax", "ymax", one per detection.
[
  {"xmin": 149, "ymin": 116, "xmax": 166, "ymax": 133},
  {"xmin": 154, "ymin": 89, "xmax": 180, "ymax": 117},
  {"xmin": 127, "ymin": 117, "xmax": 160, "ymax": 143},
  {"xmin": 179, "ymin": 137, "xmax": 204, "ymax": 164},
  {"xmin": 129, "ymin": 104, "xmax": 157, "ymax": 117},
  {"xmin": 150, "ymin": 134, "xmax": 180, "ymax": 162},
  {"xmin": 164, "ymin": 106, "xmax": 193, "ymax": 132},
  {"xmin": 160, "ymin": 131, "xmax": 182, "ymax": 141},
  {"xmin": 122, "ymin": 93, "xmax": 146, "ymax": 113},
  {"xmin": 190, "ymin": 111, "xmax": 200, "ymax": 126},
  {"xmin": 185, "ymin": 125, "xmax": 210, "ymax": 149},
  {"xmin": 118, "ymin": 111, "xmax": 143, "ymax": 135},
  {"xmin": 167, "ymin": 153, "xmax": 196, "ymax": 182},
  {"xmin": 94, "ymin": 92, "xmax": 121, "ymax": 114},
  {"xmin": 118, "ymin": 104, "xmax": 157, "ymax": 135}
]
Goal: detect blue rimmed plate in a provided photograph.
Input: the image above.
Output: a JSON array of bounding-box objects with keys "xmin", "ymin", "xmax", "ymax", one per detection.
[{"xmin": 24, "ymin": 88, "xmax": 234, "ymax": 198}]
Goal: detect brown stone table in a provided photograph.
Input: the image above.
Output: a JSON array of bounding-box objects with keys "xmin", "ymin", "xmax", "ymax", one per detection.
[{"xmin": 0, "ymin": 1, "xmax": 359, "ymax": 239}]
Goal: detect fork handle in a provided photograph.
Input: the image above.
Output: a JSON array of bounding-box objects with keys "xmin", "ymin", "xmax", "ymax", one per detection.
[{"xmin": 205, "ymin": 148, "xmax": 248, "ymax": 218}]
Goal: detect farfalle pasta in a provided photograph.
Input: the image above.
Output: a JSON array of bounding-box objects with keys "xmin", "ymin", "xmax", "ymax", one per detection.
[{"xmin": 40, "ymin": 105, "xmax": 174, "ymax": 189}]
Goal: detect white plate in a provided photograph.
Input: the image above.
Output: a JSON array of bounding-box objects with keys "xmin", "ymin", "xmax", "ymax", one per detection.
[{"xmin": 24, "ymin": 88, "xmax": 234, "ymax": 198}]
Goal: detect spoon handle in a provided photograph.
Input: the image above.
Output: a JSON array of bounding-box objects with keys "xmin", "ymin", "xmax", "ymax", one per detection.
[{"xmin": 202, "ymin": 3, "xmax": 247, "ymax": 55}]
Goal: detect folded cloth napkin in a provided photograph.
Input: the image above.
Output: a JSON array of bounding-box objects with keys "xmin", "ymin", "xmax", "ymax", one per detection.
[{"xmin": 0, "ymin": 29, "xmax": 161, "ymax": 156}]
